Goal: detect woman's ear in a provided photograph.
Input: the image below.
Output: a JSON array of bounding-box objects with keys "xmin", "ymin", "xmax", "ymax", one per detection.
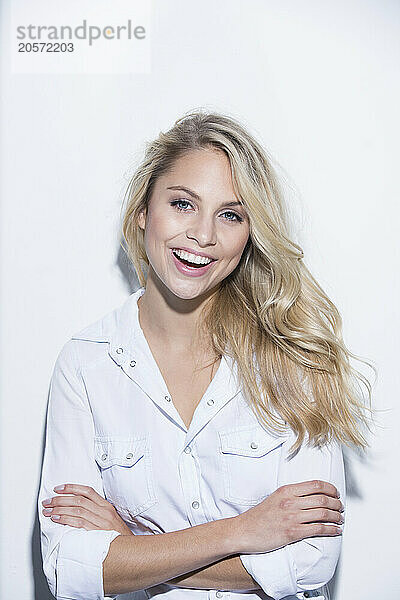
[{"xmin": 138, "ymin": 208, "xmax": 147, "ymax": 230}]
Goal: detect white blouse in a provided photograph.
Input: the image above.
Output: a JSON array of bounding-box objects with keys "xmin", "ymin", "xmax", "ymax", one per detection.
[{"xmin": 38, "ymin": 286, "xmax": 345, "ymax": 600}]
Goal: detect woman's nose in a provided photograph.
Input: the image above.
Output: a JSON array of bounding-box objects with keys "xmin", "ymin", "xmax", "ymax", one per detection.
[{"xmin": 186, "ymin": 216, "xmax": 217, "ymax": 246}]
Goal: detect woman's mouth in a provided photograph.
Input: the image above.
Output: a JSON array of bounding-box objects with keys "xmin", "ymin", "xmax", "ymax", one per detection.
[{"xmin": 170, "ymin": 248, "xmax": 217, "ymax": 277}]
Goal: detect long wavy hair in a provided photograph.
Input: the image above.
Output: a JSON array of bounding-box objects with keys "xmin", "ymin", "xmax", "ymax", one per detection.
[{"xmin": 121, "ymin": 109, "xmax": 377, "ymax": 455}]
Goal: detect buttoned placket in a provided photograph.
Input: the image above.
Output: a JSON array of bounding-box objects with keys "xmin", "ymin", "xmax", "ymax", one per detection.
[
  {"xmin": 106, "ymin": 290, "xmax": 241, "ymax": 600},
  {"xmin": 108, "ymin": 335, "xmax": 241, "ymax": 531},
  {"xmin": 179, "ymin": 441, "xmax": 207, "ymax": 525}
]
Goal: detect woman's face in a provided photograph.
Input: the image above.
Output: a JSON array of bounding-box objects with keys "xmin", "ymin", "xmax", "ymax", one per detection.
[{"xmin": 138, "ymin": 148, "xmax": 250, "ymax": 300}]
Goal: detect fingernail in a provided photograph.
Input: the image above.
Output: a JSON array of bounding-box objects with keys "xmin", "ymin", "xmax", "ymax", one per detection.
[
  {"xmin": 54, "ymin": 485, "xmax": 65, "ymax": 492},
  {"xmin": 43, "ymin": 508, "xmax": 53, "ymax": 514},
  {"xmin": 51, "ymin": 514, "xmax": 61, "ymax": 520},
  {"xmin": 42, "ymin": 498, "xmax": 52, "ymax": 506}
]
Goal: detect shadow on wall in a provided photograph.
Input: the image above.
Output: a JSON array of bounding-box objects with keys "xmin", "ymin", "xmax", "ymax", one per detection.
[
  {"xmin": 324, "ymin": 447, "xmax": 367, "ymax": 600},
  {"xmin": 30, "ymin": 243, "xmax": 368, "ymax": 600},
  {"xmin": 32, "ymin": 418, "xmax": 55, "ymax": 600}
]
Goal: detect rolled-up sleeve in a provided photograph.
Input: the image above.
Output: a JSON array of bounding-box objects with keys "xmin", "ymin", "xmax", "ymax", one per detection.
[
  {"xmin": 239, "ymin": 434, "xmax": 346, "ymax": 600},
  {"xmin": 38, "ymin": 339, "xmax": 121, "ymax": 600}
]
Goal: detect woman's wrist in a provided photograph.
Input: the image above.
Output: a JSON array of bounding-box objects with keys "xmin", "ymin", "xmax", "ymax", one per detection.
[{"xmin": 219, "ymin": 515, "xmax": 244, "ymax": 555}]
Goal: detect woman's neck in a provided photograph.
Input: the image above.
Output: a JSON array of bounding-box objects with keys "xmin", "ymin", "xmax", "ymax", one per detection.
[{"xmin": 137, "ymin": 276, "xmax": 216, "ymax": 356}]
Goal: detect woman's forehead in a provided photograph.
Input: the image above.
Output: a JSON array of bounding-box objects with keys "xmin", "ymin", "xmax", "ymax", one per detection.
[{"xmin": 154, "ymin": 150, "xmax": 237, "ymax": 200}]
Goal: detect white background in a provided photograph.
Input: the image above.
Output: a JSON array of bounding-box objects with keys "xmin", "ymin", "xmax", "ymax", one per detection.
[{"xmin": 1, "ymin": 1, "xmax": 399, "ymax": 598}]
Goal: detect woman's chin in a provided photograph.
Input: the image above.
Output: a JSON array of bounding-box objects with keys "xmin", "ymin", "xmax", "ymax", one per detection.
[{"xmin": 163, "ymin": 277, "xmax": 214, "ymax": 301}]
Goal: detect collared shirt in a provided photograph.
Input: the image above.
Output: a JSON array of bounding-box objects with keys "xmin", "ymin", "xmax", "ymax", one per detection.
[{"xmin": 38, "ymin": 286, "xmax": 345, "ymax": 600}]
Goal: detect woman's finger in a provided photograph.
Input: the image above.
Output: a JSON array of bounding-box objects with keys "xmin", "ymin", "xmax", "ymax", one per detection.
[
  {"xmin": 295, "ymin": 493, "xmax": 345, "ymax": 513},
  {"xmin": 43, "ymin": 494, "xmax": 100, "ymax": 513},
  {"xmin": 288, "ymin": 479, "xmax": 340, "ymax": 499},
  {"xmin": 43, "ymin": 491, "xmax": 135, "ymax": 536},
  {"xmin": 52, "ymin": 483, "xmax": 109, "ymax": 507},
  {"xmin": 297, "ymin": 522, "xmax": 343, "ymax": 539},
  {"xmin": 44, "ymin": 505, "xmax": 111, "ymax": 529},
  {"xmin": 299, "ymin": 507, "xmax": 344, "ymax": 525},
  {"xmin": 48, "ymin": 512, "xmax": 103, "ymax": 530}
]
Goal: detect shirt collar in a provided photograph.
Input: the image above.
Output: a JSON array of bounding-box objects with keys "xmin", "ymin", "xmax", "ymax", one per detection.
[
  {"xmin": 108, "ymin": 287, "xmax": 240, "ymax": 396},
  {"xmin": 108, "ymin": 286, "xmax": 147, "ymax": 365},
  {"xmin": 72, "ymin": 286, "xmax": 241, "ymax": 396},
  {"xmin": 72, "ymin": 289, "xmax": 290, "ymax": 439}
]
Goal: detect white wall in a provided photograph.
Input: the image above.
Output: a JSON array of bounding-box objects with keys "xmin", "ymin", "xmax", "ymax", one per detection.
[{"xmin": 1, "ymin": 1, "xmax": 399, "ymax": 598}]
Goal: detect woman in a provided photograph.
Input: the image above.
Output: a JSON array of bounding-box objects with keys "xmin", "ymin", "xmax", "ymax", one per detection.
[{"xmin": 38, "ymin": 110, "xmax": 374, "ymax": 600}]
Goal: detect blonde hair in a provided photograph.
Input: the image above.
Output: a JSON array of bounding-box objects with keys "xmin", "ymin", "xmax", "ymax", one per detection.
[{"xmin": 121, "ymin": 109, "xmax": 377, "ymax": 455}]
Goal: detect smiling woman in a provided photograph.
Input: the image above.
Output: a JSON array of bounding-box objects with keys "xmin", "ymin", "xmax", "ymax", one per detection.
[
  {"xmin": 135, "ymin": 147, "xmax": 251, "ymax": 298},
  {"xmin": 38, "ymin": 109, "xmax": 376, "ymax": 600}
]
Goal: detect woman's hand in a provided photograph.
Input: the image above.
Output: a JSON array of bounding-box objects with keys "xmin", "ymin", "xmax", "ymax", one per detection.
[
  {"xmin": 233, "ymin": 479, "xmax": 345, "ymax": 554},
  {"xmin": 41, "ymin": 483, "xmax": 134, "ymax": 536}
]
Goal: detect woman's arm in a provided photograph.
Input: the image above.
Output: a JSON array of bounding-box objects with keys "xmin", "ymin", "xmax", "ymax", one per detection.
[
  {"xmin": 103, "ymin": 474, "xmax": 341, "ymax": 596},
  {"xmin": 47, "ymin": 477, "xmax": 341, "ymax": 598},
  {"xmin": 42, "ymin": 482, "xmax": 260, "ymax": 592},
  {"xmin": 238, "ymin": 436, "xmax": 346, "ymax": 598},
  {"xmin": 166, "ymin": 556, "xmax": 261, "ymax": 591},
  {"xmin": 103, "ymin": 517, "xmax": 243, "ymax": 595},
  {"xmin": 38, "ymin": 340, "xmax": 124, "ymax": 600}
]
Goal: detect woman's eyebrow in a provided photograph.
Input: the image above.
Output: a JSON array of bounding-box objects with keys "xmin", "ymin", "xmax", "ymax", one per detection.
[{"xmin": 166, "ymin": 185, "xmax": 243, "ymax": 208}]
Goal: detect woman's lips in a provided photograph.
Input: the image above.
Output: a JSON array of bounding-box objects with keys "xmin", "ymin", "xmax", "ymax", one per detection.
[{"xmin": 170, "ymin": 249, "xmax": 216, "ymax": 277}]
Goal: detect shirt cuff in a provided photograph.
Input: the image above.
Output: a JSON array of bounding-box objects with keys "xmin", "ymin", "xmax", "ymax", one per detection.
[
  {"xmin": 56, "ymin": 528, "xmax": 122, "ymax": 600},
  {"xmin": 239, "ymin": 546, "xmax": 297, "ymax": 600}
]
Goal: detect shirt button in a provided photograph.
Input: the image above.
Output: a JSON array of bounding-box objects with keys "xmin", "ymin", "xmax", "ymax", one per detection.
[
  {"xmin": 165, "ymin": 395, "xmax": 172, "ymax": 402},
  {"xmin": 126, "ymin": 452, "xmax": 133, "ymax": 460},
  {"xmin": 130, "ymin": 360, "xmax": 136, "ymax": 367},
  {"xmin": 184, "ymin": 446, "xmax": 192, "ymax": 454},
  {"xmin": 216, "ymin": 592, "xmax": 223, "ymax": 598},
  {"xmin": 250, "ymin": 441, "xmax": 258, "ymax": 449},
  {"xmin": 116, "ymin": 347, "xmax": 123, "ymax": 354},
  {"xmin": 207, "ymin": 398, "xmax": 214, "ymax": 406},
  {"xmin": 101, "ymin": 453, "xmax": 107, "ymax": 461},
  {"xmin": 191, "ymin": 500, "xmax": 200, "ymax": 509}
]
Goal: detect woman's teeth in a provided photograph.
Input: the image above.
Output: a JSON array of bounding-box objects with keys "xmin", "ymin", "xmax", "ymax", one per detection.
[{"xmin": 172, "ymin": 248, "xmax": 213, "ymax": 266}]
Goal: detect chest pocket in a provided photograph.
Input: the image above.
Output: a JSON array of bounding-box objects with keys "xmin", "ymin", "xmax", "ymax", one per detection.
[
  {"xmin": 94, "ymin": 435, "xmax": 158, "ymax": 520},
  {"xmin": 218, "ymin": 424, "xmax": 287, "ymax": 506}
]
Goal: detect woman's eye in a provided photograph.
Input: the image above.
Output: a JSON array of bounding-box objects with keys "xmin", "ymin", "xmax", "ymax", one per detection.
[
  {"xmin": 169, "ymin": 199, "xmax": 243, "ymax": 223},
  {"xmin": 170, "ymin": 199, "xmax": 192, "ymax": 211},
  {"xmin": 222, "ymin": 211, "xmax": 243, "ymax": 223}
]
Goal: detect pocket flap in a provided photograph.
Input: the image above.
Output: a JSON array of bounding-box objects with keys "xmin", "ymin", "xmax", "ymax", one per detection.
[
  {"xmin": 219, "ymin": 426, "xmax": 287, "ymax": 458},
  {"xmin": 94, "ymin": 437, "xmax": 146, "ymax": 468}
]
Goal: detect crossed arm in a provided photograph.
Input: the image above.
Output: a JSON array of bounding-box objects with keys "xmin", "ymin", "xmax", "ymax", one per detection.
[
  {"xmin": 100, "ymin": 513, "xmax": 260, "ymax": 595},
  {"xmin": 39, "ymin": 341, "xmax": 343, "ymax": 598},
  {"xmin": 41, "ymin": 483, "xmax": 260, "ymax": 594}
]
